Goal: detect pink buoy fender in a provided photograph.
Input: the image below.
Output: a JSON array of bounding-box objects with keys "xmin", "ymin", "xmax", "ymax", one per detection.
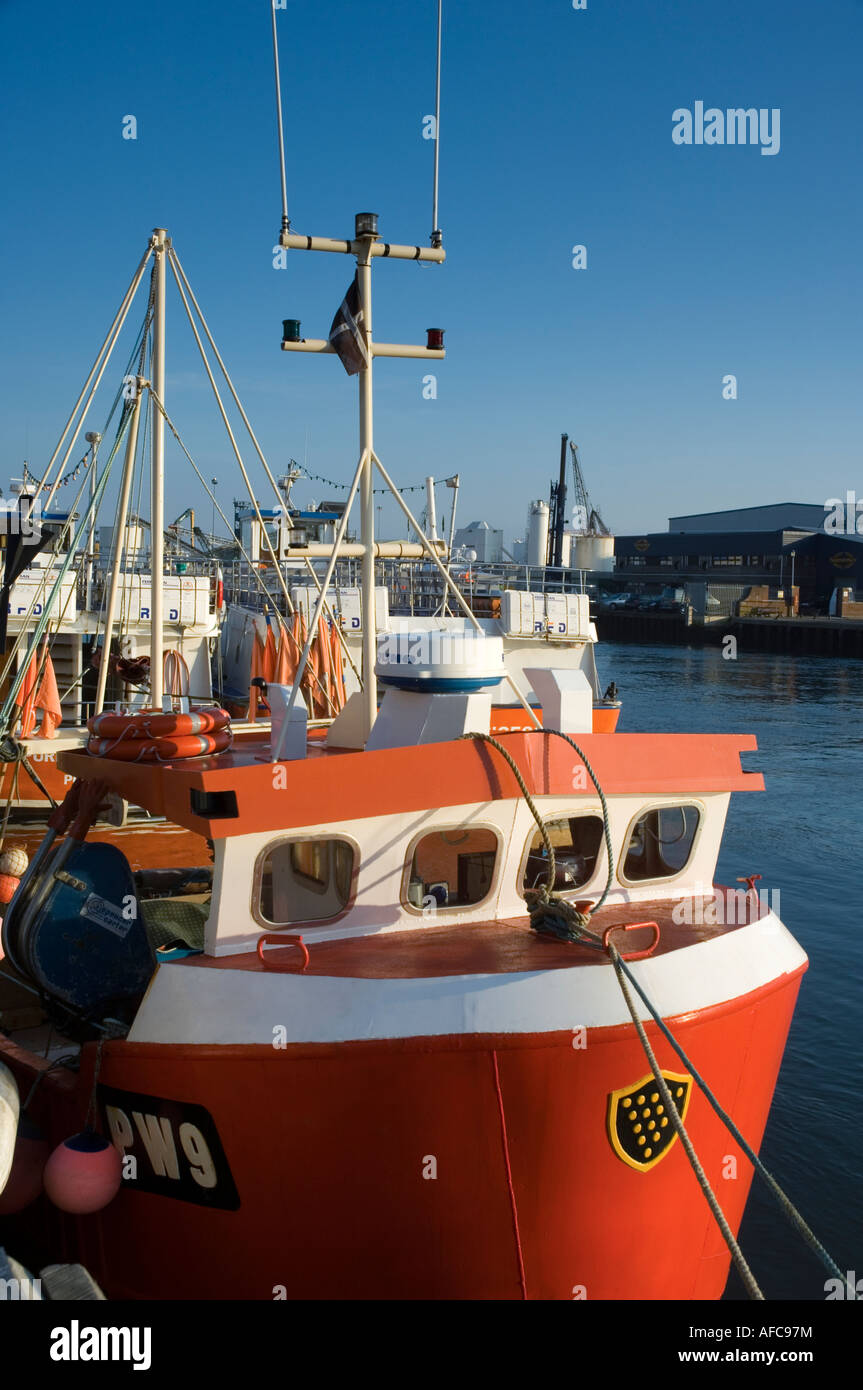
[{"xmin": 43, "ymin": 1129, "xmax": 123, "ymax": 1215}]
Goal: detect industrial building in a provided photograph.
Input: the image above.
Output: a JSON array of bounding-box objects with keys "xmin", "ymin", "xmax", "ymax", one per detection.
[
  {"xmin": 667, "ymin": 502, "xmax": 828, "ymax": 533},
  {"xmin": 615, "ymin": 502, "xmax": 863, "ymax": 610},
  {"xmin": 452, "ymin": 519, "xmax": 503, "ymax": 564}
]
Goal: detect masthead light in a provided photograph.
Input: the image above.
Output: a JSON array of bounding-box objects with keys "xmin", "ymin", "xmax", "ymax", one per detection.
[{"xmin": 355, "ymin": 212, "xmax": 379, "ymax": 238}]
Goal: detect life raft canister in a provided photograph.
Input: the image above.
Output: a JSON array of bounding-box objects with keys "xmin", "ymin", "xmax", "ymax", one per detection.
[{"xmin": 85, "ymin": 707, "xmax": 232, "ymax": 762}]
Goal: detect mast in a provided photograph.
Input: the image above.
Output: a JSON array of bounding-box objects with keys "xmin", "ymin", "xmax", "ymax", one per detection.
[
  {"xmin": 149, "ymin": 228, "xmax": 168, "ymax": 709},
  {"xmin": 84, "ymin": 430, "xmax": 101, "ymax": 611},
  {"xmin": 356, "ymin": 223, "xmax": 377, "ymax": 735},
  {"xmin": 94, "ymin": 387, "xmax": 143, "ymax": 716},
  {"xmin": 425, "ymin": 476, "xmax": 439, "ymax": 542},
  {"xmin": 277, "ymin": 217, "xmax": 446, "ymax": 748}
]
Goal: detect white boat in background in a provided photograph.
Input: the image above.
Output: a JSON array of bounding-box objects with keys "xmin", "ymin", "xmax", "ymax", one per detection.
[
  {"xmin": 1, "ymin": 480, "xmax": 221, "ymax": 814},
  {"xmin": 218, "ymin": 493, "xmax": 620, "ymax": 733}
]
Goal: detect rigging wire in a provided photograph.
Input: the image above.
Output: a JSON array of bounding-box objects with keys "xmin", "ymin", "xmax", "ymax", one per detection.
[
  {"xmin": 145, "ymin": 386, "xmax": 338, "ymax": 714},
  {"xmin": 25, "ymin": 243, "xmax": 152, "ymax": 522},
  {"xmin": 271, "ymin": 0, "xmax": 290, "ymax": 237},
  {"xmin": 0, "ymin": 405, "xmax": 134, "ymax": 729},
  {"xmin": 168, "ymin": 248, "xmax": 302, "ymax": 539},
  {"xmin": 431, "ymin": 0, "xmax": 443, "ymax": 246},
  {"xmin": 0, "ymin": 304, "xmax": 155, "ymax": 705},
  {"xmin": 165, "ymin": 252, "xmax": 298, "ymax": 619}
]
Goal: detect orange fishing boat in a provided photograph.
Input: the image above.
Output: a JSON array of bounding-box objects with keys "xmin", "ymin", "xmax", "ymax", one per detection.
[{"xmin": 0, "ymin": 9, "xmax": 808, "ymax": 1303}]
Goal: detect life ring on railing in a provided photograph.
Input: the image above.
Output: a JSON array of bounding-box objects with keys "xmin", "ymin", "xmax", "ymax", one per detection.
[
  {"xmin": 88, "ymin": 708, "xmax": 231, "ymax": 739},
  {"xmin": 86, "ymin": 728, "xmax": 232, "ymax": 762}
]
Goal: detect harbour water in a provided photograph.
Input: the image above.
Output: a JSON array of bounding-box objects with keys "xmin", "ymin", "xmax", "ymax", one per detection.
[{"xmin": 604, "ymin": 640, "xmax": 862, "ymax": 1299}]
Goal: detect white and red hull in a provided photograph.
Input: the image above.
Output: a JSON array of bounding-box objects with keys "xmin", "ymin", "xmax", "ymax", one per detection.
[{"xmin": 2, "ymin": 904, "xmax": 806, "ymax": 1301}]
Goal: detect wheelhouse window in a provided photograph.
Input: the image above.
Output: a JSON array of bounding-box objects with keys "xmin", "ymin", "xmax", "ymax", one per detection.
[
  {"xmin": 258, "ymin": 838, "xmax": 354, "ymax": 925},
  {"xmin": 622, "ymin": 805, "xmax": 700, "ymax": 882},
  {"xmin": 405, "ymin": 827, "xmax": 498, "ymax": 910},
  {"xmin": 522, "ymin": 814, "xmax": 604, "ymax": 894}
]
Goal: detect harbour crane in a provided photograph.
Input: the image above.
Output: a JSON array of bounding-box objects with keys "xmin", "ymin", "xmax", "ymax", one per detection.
[{"xmin": 569, "ymin": 439, "xmax": 610, "ymax": 536}]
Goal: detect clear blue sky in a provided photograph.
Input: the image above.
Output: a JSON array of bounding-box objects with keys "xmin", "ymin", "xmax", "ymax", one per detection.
[{"xmin": 1, "ymin": 0, "xmax": 860, "ymax": 544}]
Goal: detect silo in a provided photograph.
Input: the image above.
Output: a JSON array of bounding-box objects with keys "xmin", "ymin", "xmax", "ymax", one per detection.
[
  {"xmin": 573, "ymin": 534, "xmax": 615, "ymax": 572},
  {"xmin": 526, "ymin": 501, "xmax": 550, "ymax": 567}
]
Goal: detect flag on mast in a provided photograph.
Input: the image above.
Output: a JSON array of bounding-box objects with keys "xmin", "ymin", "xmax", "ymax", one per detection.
[{"xmin": 328, "ymin": 275, "xmax": 369, "ymax": 375}]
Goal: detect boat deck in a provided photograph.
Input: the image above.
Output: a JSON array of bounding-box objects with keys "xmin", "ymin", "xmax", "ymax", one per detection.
[{"xmin": 182, "ymin": 887, "xmax": 764, "ymax": 979}]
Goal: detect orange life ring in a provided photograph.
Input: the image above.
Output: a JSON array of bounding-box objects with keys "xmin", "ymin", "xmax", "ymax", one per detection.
[
  {"xmin": 86, "ymin": 728, "xmax": 232, "ymax": 762},
  {"xmin": 87, "ymin": 707, "xmax": 231, "ymax": 740}
]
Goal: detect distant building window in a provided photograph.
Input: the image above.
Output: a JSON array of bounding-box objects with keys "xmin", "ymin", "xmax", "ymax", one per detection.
[
  {"xmin": 257, "ymin": 838, "xmax": 355, "ymax": 925},
  {"xmin": 522, "ymin": 814, "xmax": 604, "ymax": 894},
  {"xmin": 622, "ymin": 805, "xmax": 700, "ymax": 883},
  {"xmin": 405, "ymin": 827, "xmax": 499, "ymax": 910}
]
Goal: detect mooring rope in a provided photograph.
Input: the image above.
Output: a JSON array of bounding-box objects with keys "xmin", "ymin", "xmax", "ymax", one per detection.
[
  {"xmin": 460, "ymin": 725, "xmax": 851, "ymax": 1299},
  {"xmin": 458, "ymin": 729, "xmax": 614, "ymax": 942},
  {"xmin": 612, "ymin": 951, "xmax": 854, "ymax": 1295},
  {"xmin": 608, "ymin": 940, "xmax": 765, "ymax": 1299}
]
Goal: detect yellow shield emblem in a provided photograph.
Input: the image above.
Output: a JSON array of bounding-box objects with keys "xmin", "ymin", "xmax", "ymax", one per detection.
[{"xmin": 607, "ymin": 1071, "xmax": 692, "ymax": 1172}]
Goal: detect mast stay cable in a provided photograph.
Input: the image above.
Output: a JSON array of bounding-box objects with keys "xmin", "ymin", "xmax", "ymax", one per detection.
[
  {"xmin": 0, "ymin": 297, "xmax": 155, "ymax": 706},
  {"xmin": 146, "ymin": 386, "xmax": 338, "ymax": 717},
  {"xmin": 271, "ymin": 0, "xmax": 290, "ymax": 239},
  {"xmin": 26, "ymin": 244, "xmax": 152, "ymax": 523},
  {"xmin": 431, "ymin": 0, "xmax": 443, "ymax": 247},
  {"xmin": 0, "ymin": 406, "xmax": 134, "ymax": 730}
]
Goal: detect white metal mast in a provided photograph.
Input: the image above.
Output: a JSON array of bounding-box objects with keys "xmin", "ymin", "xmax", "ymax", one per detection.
[
  {"xmin": 84, "ymin": 430, "xmax": 101, "ymax": 611},
  {"xmin": 94, "ymin": 386, "xmax": 144, "ymax": 716},
  {"xmin": 278, "ymin": 217, "xmax": 445, "ymax": 746},
  {"xmin": 149, "ymin": 228, "xmax": 168, "ymax": 710},
  {"xmin": 356, "ymin": 231, "xmax": 377, "ymax": 735},
  {"xmin": 269, "ymin": 3, "xmax": 539, "ymax": 753}
]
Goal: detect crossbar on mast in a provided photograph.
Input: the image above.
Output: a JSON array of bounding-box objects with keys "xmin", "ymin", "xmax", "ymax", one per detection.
[
  {"xmin": 279, "ymin": 231, "xmax": 445, "ymax": 263},
  {"xmin": 281, "ymin": 339, "xmax": 445, "ymax": 360}
]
